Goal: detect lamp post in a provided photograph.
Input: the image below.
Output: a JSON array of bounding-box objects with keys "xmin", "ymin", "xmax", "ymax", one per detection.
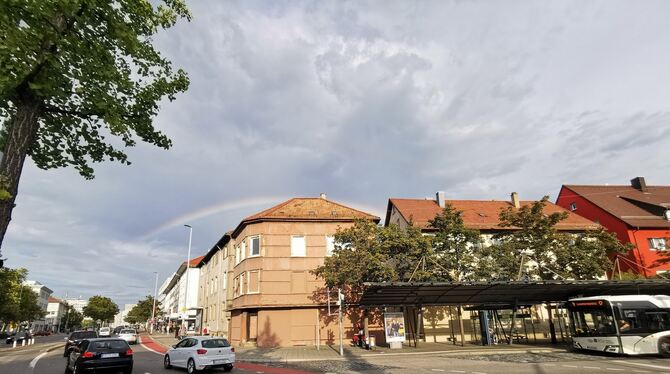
[
  {"xmin": 183, "ymin": 224, "xmax": 192, "ymax": 333},
  {"xmin": 150, "ymin": 272, "xmax": 158, "ymax": 334}
]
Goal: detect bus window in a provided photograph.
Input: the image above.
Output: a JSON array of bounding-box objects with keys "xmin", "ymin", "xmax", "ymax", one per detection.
[
  {"xmin": 571, "ymin": 308, "xmax": 616, "ymax": 336},
  {"xmin": 646, "ymin": 312, "xmax": 670, "ymax": 332}
]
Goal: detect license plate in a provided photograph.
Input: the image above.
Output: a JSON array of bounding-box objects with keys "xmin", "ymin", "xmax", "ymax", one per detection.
[
  {"xmin": 214, "ymin": 359, "xmax": 228, "ymax": 364},
  {"xmin": 101, "ymin": 353, "xmax": 119, "ymax": 358}
]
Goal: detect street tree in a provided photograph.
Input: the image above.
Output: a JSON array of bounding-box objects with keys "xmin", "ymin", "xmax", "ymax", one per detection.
[
  {"xmin": 83, "ymin": 296, "xmax": 118, "ymax": 325},
  {"xmin": 0, "ymin": 0, "xmax": 191, "ymax": 251},
  {"xmin": 60, "ymin": 306, "xmax": 83, "ymax": 331},
  {"xmin": 0, "ymin": 267, "xmax": 43, "ymax": 326},
  {"xmin": 125, "ymin": 295, "xmax": 160, "ymax": 324},
  {"xmin": 428, "ymin": 204, "xmax": 482, "ymax": 281}
]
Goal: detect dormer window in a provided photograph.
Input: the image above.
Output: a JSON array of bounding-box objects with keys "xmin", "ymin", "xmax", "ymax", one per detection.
[
  {"xmin": 570, "ymin": 202, "xmax": 577, "ymax": 211},
  {"xmin": 649, "ymin": 238, "xmax": 667, "ymax": 251}
]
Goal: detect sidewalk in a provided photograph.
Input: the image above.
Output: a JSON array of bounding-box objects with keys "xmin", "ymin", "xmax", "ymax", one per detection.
[{"xmin": 141, "ymin": 333, "xmax": 567, "ymax": 363}]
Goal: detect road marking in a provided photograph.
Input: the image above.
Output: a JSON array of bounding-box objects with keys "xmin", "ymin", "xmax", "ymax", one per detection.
[
  {"xmin": 29, "ymin": 352, "xmax": 47, "ymax": 368},
  {"xmin": 606, "ymin": 369, "xmax": 624, "ymax": 371},
  {"xmin": 632, "ymin": 370, "xmax": 650, "ymax": 373},
  {"xmin": 584, "ymin": 366, "xmax": 601, "ymax": 370},
  {"xmin": 450, "ymin": 371, "xmax": 466, "ymax": 373},
  {"xmin": 612, "ymin": 360, "xmax": 670, "ymax": 370},
  {"xmin": 431, "ymin": 370, "xmax": 445, "ymax": 372},
  {"xmin": 562, "ymin": 365, "xmax": 578, "ymax": 368}
]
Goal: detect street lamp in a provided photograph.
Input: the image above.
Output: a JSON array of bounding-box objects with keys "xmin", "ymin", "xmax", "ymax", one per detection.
[
  {"xmin": 183, "ymin": 224, "xmax": 193, "ymax": 334},
  {"xmin": 150, "ymin": 271, "xmax": 158, "ymax": 334}
]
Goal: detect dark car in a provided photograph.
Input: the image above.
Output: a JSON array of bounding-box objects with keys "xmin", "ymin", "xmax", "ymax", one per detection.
[
  {"xmin": 63, "ymin": 330, "xmax": 98, "ymax": 357},
  {"xmin": 6, "ymin": 331, "xmax": 31, "ymax": 344},
  {"xmin": 113, "ymin": 326, "xmax": 124, "ymax": 335},
  {"xmin": 65, "ymin": 338, "xmax": 133, "ymax": 374}
]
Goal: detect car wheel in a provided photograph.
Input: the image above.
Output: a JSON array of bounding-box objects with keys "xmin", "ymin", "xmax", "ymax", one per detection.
[
  {"xmin": 187, "ymin": 358, "xmax": 199, "ymax": 374},
  {"xmin": 659, "ymin": 337, "xmax": 670, "ymax": 357},
  {"xmin": 163, "ymin": 354, "xmax": 172, "ymax": 369},
  {"xmin": 223, "ymin": 363, "xmax": 233, "ymax": 372},
  {"xmin": 64, "ymin": 357, "xmax": 72, "ymax": 373},
  {"xmin": 72, "ymin": 362, "xmax": 79, "ymax": 374}
]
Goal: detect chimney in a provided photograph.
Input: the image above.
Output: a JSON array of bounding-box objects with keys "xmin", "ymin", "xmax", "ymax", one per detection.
[
  {"xmin": 511, "ymin": 192, "xmax": 520, "ymax": 209},
  {"xmin": 631, "ymin": 177, "xmax": 648, "ymax": 192},
  {"xmin": 319, "ymin": 193, "xmax": 327, "ymax": 200},
  {"xmin": 436, "ymin": 191, "xmax": 446, "ymax": 209}
]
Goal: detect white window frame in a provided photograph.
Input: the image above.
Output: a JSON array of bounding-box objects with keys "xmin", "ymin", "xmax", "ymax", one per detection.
[
  {"xmin": 235, "ymin": 245, "xmax": 241, "ymax": 265},
  {"xmin": 241, "ymin": 240, "xmax": 247, "ymax": 261},
  {"xmin": 325, "ymin": 235, "xmax": 335, "ymax": 257},
  {"xmin": 649, "ymin": 238, "xmax": 668, "ymax": 251},
  {"xmin": 239, "ymin": 272, "xmax": 245, "ymax": 296},
  {"xmin": 247, "ymin": 270, "xmax": 260, "ymax": 294},
  {"xmin": 249, "ymin": 235, "xmax": 261, "ymax": 257},
  {"xmin": 291, "ymin": 235, "xmax": 306, "ymax": 257}
]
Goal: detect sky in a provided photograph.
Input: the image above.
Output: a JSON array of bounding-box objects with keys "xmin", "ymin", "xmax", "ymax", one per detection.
[{"xmin": 4, "ymin": 0, "xmax": 670, "ymax": 307}]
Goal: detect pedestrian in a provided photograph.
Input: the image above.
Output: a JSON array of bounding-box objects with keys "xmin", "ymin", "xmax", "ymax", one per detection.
[
  {"xmin": 174, "ymin": 325, "xmax": 179, "ymax": 339},
  {"xmin": 357, "ymin": 325, "xmax": 365, "ymax": 348},
  {"xmin": 203, "ymin": 325, "xmax": 209, "ymax": 336}
]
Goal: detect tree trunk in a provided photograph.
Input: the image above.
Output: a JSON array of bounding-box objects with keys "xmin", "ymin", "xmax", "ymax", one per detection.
[{"xmin": 0, "ymin": 97, "xmax": 42, "ymax": 252}]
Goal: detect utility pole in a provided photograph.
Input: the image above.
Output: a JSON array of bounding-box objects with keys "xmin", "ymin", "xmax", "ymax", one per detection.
[
  {"xmin": 183, "ymin": 225, "xmax": 193, "ymax": 333},
  {"xmin": 338, "ymin": 288, "xmax": 344, "ymax": 356},
  {"xmin": 151, "ymin": 271, "xmax": 158, "ymax": 334}
]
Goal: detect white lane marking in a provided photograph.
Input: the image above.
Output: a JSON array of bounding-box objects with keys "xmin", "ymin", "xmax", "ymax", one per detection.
[
  {"xmin": 138, "ymin": 341, "xmax": 163, "ymax": 356},
  {"xmin": 612, "ymin": 360, "xmax": 670, "ymax": 370},
  {"xmin": 29, "ymin": 352, "xmax": 47, "ymax": 368},
  {"xmin": 606, "ymin": 369, "xmax": 624, "ymax": 372},
  {"xmin": 563, "ymin": 365, "xmax": 578, "ymax": 368},
  {"xmin": 431, "ymin": 370, "xmax": 445, "ymax": 372},
  {"xmin": 632, "ymin": 371, "xmax": 650, "ymax": 373},
  {"xmin": 584, "ymin": 367, "xmax": 601, "ymax": 370},
  {"xmin": 450, "ymin": 371, "xmax": 466, "ymax": 373},
  {"xmin": 544, "ymin": 364, "xmax": 556, "ymax": 366}
]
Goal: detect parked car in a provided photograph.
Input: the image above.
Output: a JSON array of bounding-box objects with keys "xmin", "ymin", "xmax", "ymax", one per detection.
[
  {"xmin": 99, "ymin": 327, "xmax": 111, "ymax": 337},
  {"xmin": 164, "ymin": 336, "xmax": 234, "ymax": 373},
  {"xmin": 65, "ymin": 338, "xmax": 133, "ymax": 374},
  {"xmin": 118, "ymin": 329, "xmax": 138, "ymax": 345},
  {"xmin": 63, "ymin": 330, "xmax": 98, "ymax": 357},
  {"xmin": 5, "ymin": 331, "xmax": 31, "ymax": 344},
  {"xmin": 34, "ymin": 331, "xmax": 51, "ymax": 336}
]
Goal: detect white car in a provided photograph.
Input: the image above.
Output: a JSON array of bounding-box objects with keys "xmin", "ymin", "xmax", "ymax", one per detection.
[
  {"xmin": 164, "ymin": 336, "xmax": 235, "ymax": 373},
  {"xmin": 118, "ymin": 328, "xmax": 138, "ymax": 345},
  {"xmin": 98, "ymin": 327, "xmax": 111, "ymax": 337}
]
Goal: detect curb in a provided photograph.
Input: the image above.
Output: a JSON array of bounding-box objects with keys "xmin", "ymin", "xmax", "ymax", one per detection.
[{"xmin": 46, "ymin": 343, "xmax": 62, "ymax": 353}]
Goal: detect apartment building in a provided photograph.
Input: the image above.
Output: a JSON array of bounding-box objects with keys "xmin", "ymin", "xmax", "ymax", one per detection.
[
  {"xmin": 160, "ymin": 256, "xmax": 204, "ymax": 333},
  {"xmin": 23, "ymin": 280, "xmax": 53, "ymax": 331},
  {"xmin": 197, "ymin": 233, "xmax": 234, "ymax": 336},
  {"xmin": 556, "ymin": 177, "xmax": 670, "ymax": 276},
  {"xmin": 46, "ymin": 297, "xmax": 68, "ymax": 332},
  {"xmin": 225, "ymin": 194, "xmax": 380, "ymax": 347}
]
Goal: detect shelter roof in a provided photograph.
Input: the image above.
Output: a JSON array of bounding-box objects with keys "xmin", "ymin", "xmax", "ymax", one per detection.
[
  {"xmin": 386, "ymin": 198, "xmax": 598, "ymax": 231},
  {"xmin": 359, "ymin": 280, "xmax": 670, "ymax": 306}
]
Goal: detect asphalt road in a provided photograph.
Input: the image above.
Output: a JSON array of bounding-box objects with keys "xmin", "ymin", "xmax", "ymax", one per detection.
[{"xmin": 4, "ymin": 338, "xmax": 670, "ymax": 374}]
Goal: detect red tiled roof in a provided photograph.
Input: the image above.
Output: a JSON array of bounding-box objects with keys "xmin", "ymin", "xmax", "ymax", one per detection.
[
  {"xmin": 387, "ymin": 198, "xmax": 599, "ymax": 231},
  {"xmin": 562, "ymin": 185, "xmax": 670, "ymax": 228},
  {"xmin": 183, "ymin": 255, "xmax": 205, "ymax": 268},
  {"xmin": 48, "ymin": 297, "xmax": 61, "ymax": 303},
  {"xmin": 233, "ymin": 197, "xmax": 380, "ymax": 237}
]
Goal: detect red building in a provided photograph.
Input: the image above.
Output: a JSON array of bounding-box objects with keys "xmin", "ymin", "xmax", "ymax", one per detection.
[{"xmin": 556, "ymin": 177, "xmax": 670, "ymax": 277}]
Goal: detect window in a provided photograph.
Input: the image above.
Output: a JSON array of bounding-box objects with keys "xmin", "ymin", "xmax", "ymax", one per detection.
[
  {"xmin": 570, "ymin": 202, "xmax": 577, "ymax": 211},
  {"xmin": 233, "ymin": 276, "xmax": 240, "ymax": 297},
  {"xmin": 291, "ymin": 235, "xmax": 306, "ymax": 257},
  {"xmin": 222, "ymin": 275, "xmax": 227, "ymax": 290},
  {"xmin": 235, "ymin": 245, "xmax": 240, "ymax": 264},
  {"xmin": 248, "ymin": 270, "xmax": 260, "ymax": 293},
  {"xmin": 241, "ymin": 240, "xmax": 247, "ymax": 261},
  {"xmin": 325, "ymin": 236, "xmax": 335, "ymax": 257},
  {"xmin": 239, "ymin": 272, "xmax": 245, "ymax": 296},
  {"xmin": 250, "ymin": 236, "xmax": 260, "ymax": 257},
  {"xmin": 649, "ymin": 238, "xmax": 667, "ymax": 251},
  {"xmin": 214, "ymin": 276, "xmax": 218, "ymax": 292}
]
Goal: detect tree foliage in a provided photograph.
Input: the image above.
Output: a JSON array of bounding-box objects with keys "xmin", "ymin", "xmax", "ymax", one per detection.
[
  {"xmin": 0, "ymin": 267, "xmax": 44, "ymax": 324},
  {"xmin": 60, "ymin": 306, "xmax": 83, "ymax": 331},
  {"xmin": 0, "ymin": 0, "xmax": 191, "ymax": 250},
  {"xmin": 125, "ymin": 295, "xmax": 160, "ymax": 324},
  {"xmin": 83, "ymin": 295, "xmax": 118, "ymax": 323}
]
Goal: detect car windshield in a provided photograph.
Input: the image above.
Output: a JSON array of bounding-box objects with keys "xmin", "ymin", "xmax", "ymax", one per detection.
[
  {"xmin": 120, "ymin": 330, "xmax": 135, "ymax": 334},
  {"xmin": 201, "ymin": 339, "xmax": 231, "ymax": 348},
  {"xmin": 90, "ymin": 340, "xmax": 128, "ymax": 351},
  {"xmin": 71, "ymin": 331, "xmax": 97, "ymax": 339}
]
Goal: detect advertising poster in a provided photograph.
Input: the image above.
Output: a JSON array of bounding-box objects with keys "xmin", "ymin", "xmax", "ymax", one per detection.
[{"xmin": 384, "ymin": 312, "xmax": 406, "ymax": 343}]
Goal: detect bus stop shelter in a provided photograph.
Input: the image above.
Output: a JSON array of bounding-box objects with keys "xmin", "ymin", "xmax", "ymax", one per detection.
[{"xmin": 358, "ymin": 280, "xmax": 670, "ymax": 346}]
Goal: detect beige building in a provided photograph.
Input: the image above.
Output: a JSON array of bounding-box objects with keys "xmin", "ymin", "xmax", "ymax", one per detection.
[
  {"xmin": 222, "ymin": 195, "xmax": 380, "ymax": 347},
  {"xmin": 197, "ymin": 233, "xmax": 234, "ymax": 336}
]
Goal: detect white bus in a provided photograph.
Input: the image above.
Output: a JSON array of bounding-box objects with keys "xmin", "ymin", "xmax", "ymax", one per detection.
[{"xmin": 568, "ymin": 295, "xmax": 670, "ymax": 356}]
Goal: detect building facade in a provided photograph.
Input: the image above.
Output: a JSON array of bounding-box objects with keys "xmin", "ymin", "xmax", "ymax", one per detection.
[
  {"xmin": 113, "ymin": 304, "xmax": 137, "ymax": 327},
  {"xmin": 556, "ymin": 177, "xmax": 670, "ymax": 277},
  {"xmin": 160, "ymin": 256, "xmax": 203, "ymax": 333},
  {"xmin": 23, "ymin": 280, "xmax": 53, "ymax": 331},
  {"xmin": 197, "ymin": 233, "xmax": 233, "ymax": 337},
  {"xmin": 46, "ymin": 297, "xmax": 68, "ymax": 332},
  {"xmin": 225, "ymin": 195, "xmax": 380, "ymax": 347}
]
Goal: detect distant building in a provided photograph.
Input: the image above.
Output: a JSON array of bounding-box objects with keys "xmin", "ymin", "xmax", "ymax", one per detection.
[
  {"xmin": 556, "ymin": 177, "xmax": 670, "ymax": 277},
  {"xmin": 197, "ymin": 232, "xmax": 233, "ymax": 337},
  {"xmin": 113, "ymin": 304, "xmax": 137, "ymax": 327},
  {"xmin": 46, "ymin": 297, "xmax": 68, "ymax": 332},
  {"xmin": 160, "ymin": 256, "xmax": 204, "ymax": 333},
  {"xmin": 63, "ymin": 297, "xmax": 92, "ymax": 321},
  {"xmin": 23, "ymin": 280, "xmax": 53, "ymax": 331}
]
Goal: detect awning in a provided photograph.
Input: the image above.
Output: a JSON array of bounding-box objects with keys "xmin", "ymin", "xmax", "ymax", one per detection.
[{"xmin": 359, "ymin": 280, "xmax": 670, "ymax": 307}]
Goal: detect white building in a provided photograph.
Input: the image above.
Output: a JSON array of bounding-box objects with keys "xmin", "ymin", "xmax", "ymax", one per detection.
[
  {"xmin": 46, "ymin": 297, "xmax": 68, "ymax": 332},
  {"xmin": 62, "ymin": 297, "xmax": 88, "ymax": 314},
  {"xmin": 160, "ymin": 256, "xmax": 203, "ymax": 333},
  {"xmin": 23, "ymin": 280, "xmax": 53, "ymax": 331},
  {"xmin": 113, "ymin": 304, "xmax": 137, "ymax": 327}
]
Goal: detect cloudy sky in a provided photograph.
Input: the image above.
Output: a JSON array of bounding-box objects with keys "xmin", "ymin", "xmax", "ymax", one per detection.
[{"xmin": 5, "ymin": 0, "xmax": 670, "ymax": 306}]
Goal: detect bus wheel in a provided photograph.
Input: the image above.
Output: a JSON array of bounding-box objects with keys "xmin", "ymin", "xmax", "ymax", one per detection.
[{"xmin": 658, "ymin": 337, "xmax": 670, "ymax": 357}]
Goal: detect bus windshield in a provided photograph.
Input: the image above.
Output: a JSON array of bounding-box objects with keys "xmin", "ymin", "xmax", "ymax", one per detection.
[{"xmin": 569, "ymin": 300, "xmax": 616, "ymax": 337}]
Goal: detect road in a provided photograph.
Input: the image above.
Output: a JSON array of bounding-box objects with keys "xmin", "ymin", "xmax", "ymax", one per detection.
[{"xmin": 4, "ymin": 338, "xmax": 670, "ymax": 374}]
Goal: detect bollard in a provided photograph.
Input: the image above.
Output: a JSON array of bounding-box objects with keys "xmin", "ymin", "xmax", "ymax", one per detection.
[
  {"xmin": 21, "ymin": 339, "xmax": 25, "ymax": 347},
  {"xmin": 12, "ymin": 340, "xmax": 16, "ymax": 348},
  {"xmin": 30, "ymin": 338, "xmax": 34, "ymax": 345}
]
